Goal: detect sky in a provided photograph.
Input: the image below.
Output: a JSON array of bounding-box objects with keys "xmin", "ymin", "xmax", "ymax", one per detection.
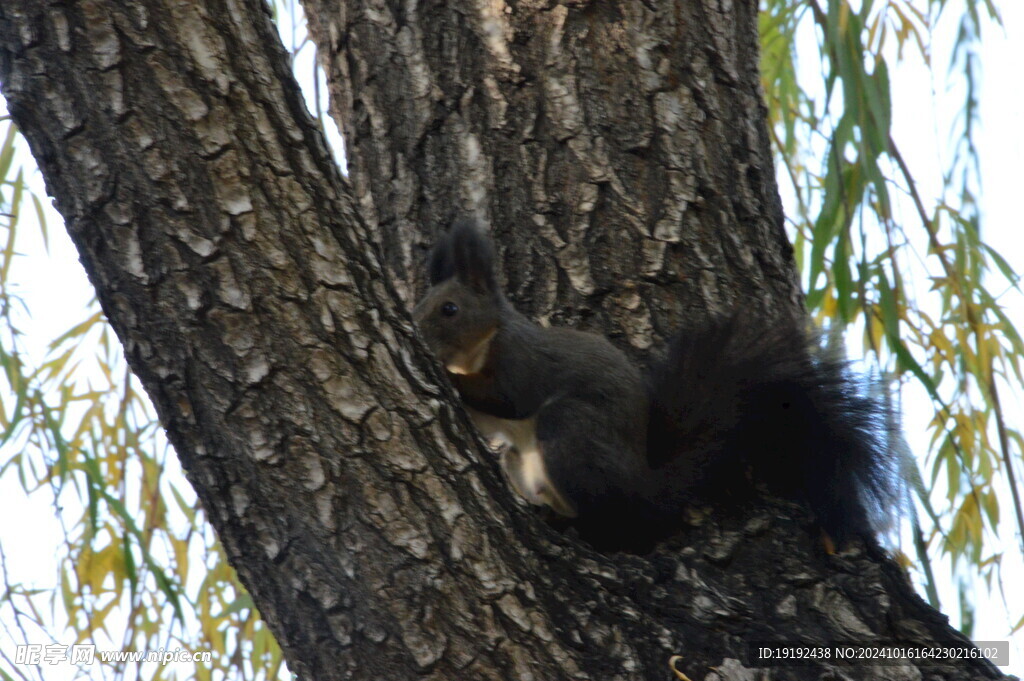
[{"xmin": 0, "ymin": 0, "xmax": 1021, "ymax": 678}]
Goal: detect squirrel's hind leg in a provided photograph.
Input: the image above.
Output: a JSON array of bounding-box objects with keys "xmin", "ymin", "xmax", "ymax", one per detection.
[{"xmin": 535, "ymin": 399, "xmax": 655, "ymax": 525}]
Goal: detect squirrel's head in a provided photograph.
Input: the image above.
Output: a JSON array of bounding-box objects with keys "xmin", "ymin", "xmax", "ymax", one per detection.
[{"xmin": 413, "ymin": 220, "xmax": 504, "ymax": 375}]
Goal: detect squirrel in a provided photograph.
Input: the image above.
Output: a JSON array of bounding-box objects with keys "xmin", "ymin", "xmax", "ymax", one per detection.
[{"xmin": 413, "ymin": 219, "xmax": 903, "ymax": 551}]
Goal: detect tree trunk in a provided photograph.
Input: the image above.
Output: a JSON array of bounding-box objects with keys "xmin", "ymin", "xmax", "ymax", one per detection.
[
  {"xmin": 305, "ymin": 0, "xmax": 801, "ymax": 344},
  {"xmin": 0, "ymin": 1, "xmax": 1007, "ymax": 680}
]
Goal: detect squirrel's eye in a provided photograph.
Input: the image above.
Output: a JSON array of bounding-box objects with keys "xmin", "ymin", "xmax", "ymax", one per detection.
[{"xmin": 441, "ymin": 302, "xmax": 459, "ymax": 317}]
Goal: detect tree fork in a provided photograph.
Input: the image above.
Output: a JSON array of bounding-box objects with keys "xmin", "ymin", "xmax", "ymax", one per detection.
[{"xmin": 0, "ymin": 0, "xmax": 1007, "ymax": 679}]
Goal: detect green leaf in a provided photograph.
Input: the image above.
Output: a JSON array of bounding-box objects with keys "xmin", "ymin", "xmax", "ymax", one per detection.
[
  {"xmin": 0, "ymin": 123, "xmax": 17, "ymax": 183},
  {"xmin": 123, "ymin": 532, "xmax": 138, "ymax": 600}
]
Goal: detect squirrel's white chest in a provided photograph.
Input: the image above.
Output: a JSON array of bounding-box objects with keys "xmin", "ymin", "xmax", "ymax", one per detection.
[{"xmin": 465, "ymin": 408, "xmax": 577, "ymax": 518}]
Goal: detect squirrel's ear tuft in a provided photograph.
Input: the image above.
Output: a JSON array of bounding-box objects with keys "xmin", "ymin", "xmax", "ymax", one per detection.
[
  {"xmin": 449, "ymin": 219, "xmax": 498, "ymax": 293},
  {"xmin": 427, "ymin": 229, "xmax": 456, "ymax": 285}
]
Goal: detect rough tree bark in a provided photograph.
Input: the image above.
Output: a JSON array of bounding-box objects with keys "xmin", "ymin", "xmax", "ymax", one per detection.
[{"xmin": 0, "ymin": 1, "xmax": 1009, "ymax": 680}]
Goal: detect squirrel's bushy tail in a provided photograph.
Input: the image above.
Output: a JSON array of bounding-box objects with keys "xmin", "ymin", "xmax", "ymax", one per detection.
[{"xmin": 645, "ymin": 315, "xmax": 904, "ymax": 544}]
